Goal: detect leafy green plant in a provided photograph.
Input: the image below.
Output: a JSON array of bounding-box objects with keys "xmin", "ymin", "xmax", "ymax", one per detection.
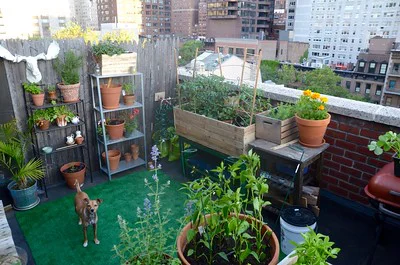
[
  {"xmin": 53, "ymin": 50, "xmax": 83, "ymax": 85},
  {"xmin": 181, "ymin": 150, "xmax": 274, "ymax": 265},
  {"xmin": 122, "ymin": 109, "xmax": 140, "ymax": 135},
  {"xmin": 92, "ymin": 41, "xmax": 125, "ymax": 57},
  {"xmin": 51, "ymin": 106, "xmax": 75, "ymax": 122},
  {"xmin": 0, "ymin": 120, "xmax": 44, "ymax": 189},
  {"xmin": 295, "ymin": 89, "xmax": 329, "ymax": 120},
  {"xmin": 113, "ymin": 146, "xmax": 180, "ymax": 265},
  {"xmin": 267, "ymin": 103, "xmax": 295, "ymax": 120},
  {"xmin": 179, "ymin": 40, "xmax": 204, "ymax": 65},
  {"xmin": 47, "ymin": 85, "xmax": 56, "ymax": 92},
  {"xmin": 122, "ymin": 83, "xmax": 134, "ymax": 95},
  {"xmin": 23, "ymin": 82, "xmax": 42, "ymax": 94},
  {"xmin": 29, "ymin": 109, "xmax": 53, "ymax": 128},
  {"xmin": 368, "ymin": 131, "xmax": 400, "ymax": 157},
  {"xmin": 290, "ymin": 227, "xmax": 340, "ymax": 265}
]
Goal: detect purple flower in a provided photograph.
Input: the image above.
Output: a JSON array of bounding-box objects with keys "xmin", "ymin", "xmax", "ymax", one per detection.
[
  {"xmin": 157, "ymin": 164, "xmax": 162, "ymax": 169},
  {"xmin": 151, "ymin": 145, "xmax": 160, "ymax": 161},
  {"xmin": 144, "ymin": 198, "xmax": 152, "ymax": 212},
  {"xmin": 149, "ymin": 164, "xmax": 155, "ymax": 170},
  {"xmin": 152, "ymin": 173, "xmax": 158, "ymax": 182}
]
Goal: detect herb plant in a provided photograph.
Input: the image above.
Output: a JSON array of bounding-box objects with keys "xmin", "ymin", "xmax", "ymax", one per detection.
[
  {"xmin": 181, "ymin": 150, "xmax": 274, "ymax": 265},
  {"xmin": 295, "ymin": 89, "xmax": 329, "ymax": 120},
  {"xmin": 113, "ymin": 145, "xmax": 179, "ymax": 265},
  {"xmin": 47, "ymin": 85, "xmax": 56, "ymax": 92},
  {"xmin": 51, "ymin": 106, "xmax": 75, "ymax": 122},
  {"xmin": 368, "ymin": 131, "xmax": 400, "ymax": 158},
  {"xmin": 123, "ymin": 83, "xmax": 134, "ymax": 95},
  {"xmin": 53, "ymin": 50, "xmax": 83, "ymax": 85},
  {"xmin": 29, "ymin": 109, "xmax": 53, "ymax": 128},
  {"xmin": 23, "ymin": 82, "xmax": 42, "ymax": 94},
  {"xmin": 92, "ymin": 41, "xmax": 125, "ymax": 57},
  {"xmin": 290, "ymin": 227, "xmax": 340, "ymax": 265},
  {"xmin": 267, "ymin": 103, "xmax": 295, "ymax": 120}
]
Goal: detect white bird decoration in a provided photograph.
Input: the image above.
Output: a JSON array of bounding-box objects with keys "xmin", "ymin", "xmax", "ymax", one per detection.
[{"xmin": 0, "ymin": 41, "xmax": 60, "ymax": 83}]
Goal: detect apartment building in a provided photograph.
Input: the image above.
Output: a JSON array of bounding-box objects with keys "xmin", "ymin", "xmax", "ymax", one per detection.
[
  {"xmin": 171, "ymin": 0, "xmax": 199, "ymax": 38},
  {"xmin": 272, "ymin": 0, "xmax": 286, "ymax": 38},
  {"xmin": 70, "ymin": 0, "xmax": 99, "ymax": 30},
  {"xmin": 382, "ymin": 43, "xmax": 400, "ymax": 107},
  {"xmin": 142, "ymin": 0, "xmax": 171, "ymax": 38},
  {"xmin": 206, "ymin": 0, "xmax": 275, "ymax": 39},
  {"xmin": 198, "ymin": 0, "xmax": 207, "ymax": 37}
]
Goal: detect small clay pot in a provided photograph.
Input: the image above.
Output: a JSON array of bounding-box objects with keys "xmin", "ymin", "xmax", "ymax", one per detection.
[
  {"xmin": 31, "ymin": 93, "xmax": 45, "ymax": 106},
  {"xmin": 124, "ymin": 152, "xmax": 132, "ymax": 162},
  {"xmin": 37, "ymin": 120, "xmax": 50, "ymax": 130},
  {"xmin": 56, "ymin": 115, "xmax": 67, "ymax": 127},
  {"xmin": 75, "ymin": 136, "xmax": 84, "ymax": 145},
  {"xmin": 102, "ymin": 150, "xmax": 121, "ymax": 170},
  {"xmin": 105, "ymin": 119, "xmax": 125, "ymax": 140},
  {"xmin": 131, "ymin": 144, "xmax": 139, "ymax": 154},
  {"xmin": 132, "ymin": 151, "xmax": 139, "ymax": 160},
  {"xmin": 123, "ymin": 94, "xmax": 136, "ymax": 106},
  {"xmin": 48, "ymin": 91, "xmax": 57, "ymax": 102}
]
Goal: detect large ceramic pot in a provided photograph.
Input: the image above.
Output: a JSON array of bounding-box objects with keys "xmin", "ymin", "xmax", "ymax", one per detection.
[
  {"xmin": 60, "ymin": 162, "xmax": 86, "ymax": 189},
  {"xmin": 31, "ymin": 93, "xmax": 45, "ymax": 106},
  {"xmin": 102, "ymin": 150, "xmax": 121, "ymax": 170},
  {"xmin": 105, "ymin": 119, "xmax": 125, "ymax": 140},
  {"xmin": 295, "ymin": 113, "xmax": 331, "ymax": 148},
  {"xmin": 7, "ymin": 180, "xmax": 40, "ymax": 211},
  {"xmin": 100, "ymin": 83, "xmax": 122, "ymax": 109},
  {"xmin": 177, "ymin": 214, "xmax": 280, "ymax": 265},
  {"xmin": 58, "ymin": 83, "xmax": 80, "ymax": 103}
]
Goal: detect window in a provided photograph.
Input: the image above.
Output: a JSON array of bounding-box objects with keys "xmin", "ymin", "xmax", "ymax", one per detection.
[
  {"xmin": 393, "ymin": 63, "xmax": 400, "ymax": 74},
  {"xmin": 376, "ymin": 85, "xmax": 382, "ymax": 96},
  {"xmin": 355, "ymin": 82, "xmax": 361, "ymax": 92},
  {"xmin": 379, "ymin": 63, "xmax": 387, "ymax": 74},
  {"xmin": 236, "ymin": 48, "xmax": 244, "ymax": 57},
  {"xmin": 346, "ymin": 81, "xmax": 351, "ymax": 89},
  {"xmin": 358, "ymin": 61, "xmax": 365, "ymax": 72},
  {"xmin": 385, "ymin": 97, "xmax": 392, "ymax": 106},
  {"xmin": 368, "ymin": 62, "xmax": 376, "ymax": 73},
  {"xmin": 365, "ymin": 84, "xmax": 371, "ymax": 94},
  {"xmin": 228, "ymin": 47, "xmax": 234, "ymax": 54},
  {"xmin": 248, "ymin": 49, "xmax": 255, "ymax": 55},
  {"xmin": 389, "ymin": 80, "xmax": 396, "ymax": 89},
  {"xmin": 218, "ymin": 47, "xmax": 223, "ymax": 53}
]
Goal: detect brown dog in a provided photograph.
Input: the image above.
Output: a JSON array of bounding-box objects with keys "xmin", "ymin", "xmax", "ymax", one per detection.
[{"xmin": 74, "ymin": 180, "xmax": 103, "ymax": 247}]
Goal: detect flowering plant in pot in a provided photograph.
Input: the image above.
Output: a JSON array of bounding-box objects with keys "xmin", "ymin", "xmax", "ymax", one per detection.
[
  {"xmin": 0, "ymin": 120, "xmax": 44, "ymax": 210},
  {"xmin": 51, "ymin": 105, "xmax": 75, "ymax": 127},
  {"xmin": 23, "ymin": 82, "xmax": 44, "ymax": 106},
  {"xmin": 113, "ymin": 145, "xmax": 180, "ymax": 265},
  {"xmin": 294, "ymin": 89, "xmax": 330, "ymax": 148},
  {"xmin": 368, "ymin": 131, "xmax": 400, "ymax": 176},
  {"xmin": 177, "ymin": 150, "xmax": 279, "ymax": 265},
  {"xmin": 122, "ymin": 83, "xmax": 136, "ymax": 106},
  {"xmin": 53, "ymin": 50, "xmax": 83, "ymax": 102},
  {"xmin": 122, "ymin": 109, "xmax": 140, "ymax": 137}
]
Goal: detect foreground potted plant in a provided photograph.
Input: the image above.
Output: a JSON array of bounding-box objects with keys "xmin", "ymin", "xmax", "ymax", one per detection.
[
  {"xmin": 105, "ymin": 119, "xmax": 125, "ymax": 140},
  {"xmin": 53, "ymin": 50, "xmax": 83, "ymax": 103},
  {"xmin": 60, "ymin": 162, "xmax": 86, "ymax": 189},
  {"xmin": 47, "ymin": 84, "xmax": 58, "ymax": 103},
  {"xmin": 113, "ymin": 145, "xmax": 180, "ymax": 264},
  {"xmin": 177, "ymin": 150, "xmax": 279, "ymax": 265},
  {"xmin": 30, "ymin": 109, "xmax": 53, "ymax": 130},
  {"xmin": 368, "ymin": 131, "xmax": 400, "ymax": 176},
  {"xmin": 122, "ymin": 83, "xmax": 136, "ymax": 106},
  {"xmin": 100, "ymin": 80, "xmax": 122, "ymax": 110},
  {"xmin": 23, "ymin": 82, "xmax": 44, "ymax": 106},
  {"xmin": 294, "ymin": 90, "xmax": 330, "ymax": 148},
  {"xmin": 0, "ymin": 120, "xmax": 44, "ymax": 210},
  {"xmin": 52, "ymin": 106, "xmax": 75, "ymax": 127},
  {"xmin": 278, "ymin": 228, "xmax": 340, "ymax": 265}
]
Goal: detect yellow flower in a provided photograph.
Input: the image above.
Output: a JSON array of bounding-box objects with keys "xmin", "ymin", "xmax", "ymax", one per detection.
[
  {"xmin": 303, "ymin": 89, "xmax": 312, "ymax": 96},
  {"xmin": 318, "ymin": 105, "xmax": 325, "ymax": 111},
  {"xmin": 320, "ymin": 97, "xmax": 328, "ymax": 103},
  {"xmin": 311, "ymin": 93, "xmax": 320, "ymax": 99}
]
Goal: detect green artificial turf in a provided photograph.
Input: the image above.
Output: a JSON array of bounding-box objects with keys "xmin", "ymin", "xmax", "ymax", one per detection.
[{"xmin": 15, "ymin": 170, "xmax": 186, "ymax": 265}]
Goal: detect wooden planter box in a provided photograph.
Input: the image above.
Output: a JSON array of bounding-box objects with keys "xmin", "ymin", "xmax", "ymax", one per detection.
[
  {"xmin": 174, "ymin": 107, "xmax": 255, "ymax": 157},
  {"xmin": 255, "ymin": 110, "xmax": 298, "ymax": 145},
  {"xmin": 97, "ymin": 53, "xmax": 137, "ymax": 75}
]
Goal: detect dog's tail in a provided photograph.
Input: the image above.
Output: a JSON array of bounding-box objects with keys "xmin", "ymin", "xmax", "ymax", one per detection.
[{"xmin": 74, "ymin": 179, "xmax": 82, "ymax": 193}]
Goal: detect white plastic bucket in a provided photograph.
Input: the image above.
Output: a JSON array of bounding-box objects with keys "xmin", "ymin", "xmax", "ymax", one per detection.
[{"xmin": 280, "ymin": 207, "xmax": 317, "ymax": 255}]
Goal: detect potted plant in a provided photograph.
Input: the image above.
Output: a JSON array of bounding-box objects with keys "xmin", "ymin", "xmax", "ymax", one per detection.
[
  {"xmin": 51, "ymin": 106, "xmax": 75, "ymax": 127},
  {"xmin": 122, "ymin": 83, "xmax": 136, "ymax": 106},
  {"xmin": 30, "ymin": 109, "xmax": 53, "ymax": 130},
  {"xmin": 278, "ymin": 228, "xmax": 340, "ymax": 265},
  {"xmin": 177, "ymin": 150, "xmax": 280, "ymax": 265},
  {"xmin": 53, "ymin": 50, "xmax": 83, "ymax": 103},
  {"xmin": 113, "ymin": 145, "xmax": 180, "ymax": 264},
  {"xmin": 294, "ymin": 89, "xmax": 330, "ymax": 148},
  {"xmin": 101, "ymin": 149, "xmax": 121, "ymax": 170},
  {"xmin": 0, "ymin": 120, "xmax": 44, "ymax": 210},
  {"xmin": 23, "ymin": 82, "xmax": 44, "ymax": 106},
  {"xmin": 47, "ymin": 85, "xmax": 58, "ymax": 103},
  {"xmin": 123, "ymin": 109, "xmax": 139, "ymax": 137},
  {"xmin": 100, "ymin": 79, "xmax": 122, "ymax": 110},
  {"xmin": 368, "ymin": 131, "xmax": 400, "ymax": 176},
  {"xmin": 60, "ymin": 162, "xmax": 86, "ymax": 189},
  {"xmin": 105, "ymin": 119, "xmax": 125, "ymax": 140}
]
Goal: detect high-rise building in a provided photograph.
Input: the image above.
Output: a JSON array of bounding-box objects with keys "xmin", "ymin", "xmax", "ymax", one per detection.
[
  {"xmin": 70, "ymin": 0, "xmax": 99, "ymax": 30},
  {"xmin": 272, "ymin": 0, "xmax": 286, "ymax": 38},
  {"xmin": 97, "ymin": 0, "xmax": 117, "ymax": 24},
  {"xmin": 205, "ymin": 0, "xmax": 275, "ymax": 39},
  {"xmin": 198, "ymin": 0, "xmax": 207, "ymax": 37},
  {"xmin": 141, "ymin": 0, "xmax": 171, "ymax": 38},
  {"xmin": 171, "ymin": 0, "xmax": 199, "ymax": 38},
  {"xmin": 382, "ymin": 42, "xmax": 400, "ymax": 107},
  {"xmin": 290, "ymin": 0, "xmax": 400, "ymax": 67}
]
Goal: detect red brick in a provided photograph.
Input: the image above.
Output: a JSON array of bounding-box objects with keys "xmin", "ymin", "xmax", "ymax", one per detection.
[
  {"xmin": 356, "ymin": 146, "xmax": 377, "ymax": 157},
  {"xmin": 327, "ymin": 184, "xmax": 349, "ymax": 198},
  {"xmin": 333, "ymin": 155, "xmax": 353, "ymax": 167},
  {"xmin": 349, "ymin": 176, "xmax": 369, "ymax": 188},
  {"xmin": 372, "ymin": 123, "xmax": 391, "ymax": 133},
  {"xmin": 327, "ymin": 146, "xmax": 345, "ymax": 156},
  {"xmin": 345, "ymin": 151, "xmax": 367, "ymax": 163},
  {"xmin": 336, "ymin": 139, "xmax": 357, "ymax": 150},
  {"xmin": 321, "ymin": 175, "xmax": 338, "ymax": 185},
  {"xmin": 359, "ymin": 121, "xmax": 374, "ymax": 130},
  {"xmin": 353, "ymin": 162, "xmax": 377, "ymax": 175},
  {"xmin": 339, "ymin": 124, "xmax": 360, "ymax": 135},
  {"xmin": 381, "ymin": 153, "xmax": 394, "ymax": 162},
  {"xmin": 339, "ymin": 181, "xmax": 360, "ymax": 194},
  {"xmin": 368, "ymin": 158, "xmax": 388, "ymax": 169},
  {"xmin": 341, "ymin": 165, "xmax": 363, "ymax": 178},
  {"xmin": 361, "ymin": 172, "xmax": 375, "ymax": 182},
  {"xmin": 328, "ymin": 120, "xmax": 338, "ymax": 129},
  {"xmin": 360, "ymin": 129, "xmax": 381, "ymax": 140},
  {"xmin": 326, "ymin": 129, "xmax": 346, "ymax": 139},
  {"xmin": 345, "ymin": 134, "xmax": 370, "ymax": 146},
  {"xmin": 348, "ymin": 192, "xmax": 369, "ymax": 205},
  {"xmin": 324, "ymin": 135, "xmax": 335, "ymax": 145},
  {"xmin": 324, "ymin": 153, "xmax": 332, "ymax": 160},
  {"xmin": 329, "ymin": 168, "xmax": 350, "ymax": 182},
  {"xmin": 324, "ymin": 159, "xmax": 341, "ymax": 171}
]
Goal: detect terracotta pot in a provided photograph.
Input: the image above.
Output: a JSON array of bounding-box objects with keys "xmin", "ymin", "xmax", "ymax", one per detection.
[
  {"xmin": 131, "ymin": 144, "xmax": 139, "ymax": 154},
  {"xmin": 37, "ymin": 119, "xmax": 50, "ymax": 130},
  {"xmin": 100, "ymin": 83, "xmax": 122, "ymax": 109},
  {"xmin": 75, "ymin": 136, "xmax": 84, "ymax": 145},
  {"xmin": 132, "ymin": 152, "xmax": 139, "ymax": 160},
  {"xmin": 124, "ymin": 152, "xmax": 132, "ymax": 162},
  {"xmin": 123, "ymin": 94, "xmax": 136, "ymax": 106},
  {"xmin": 295, "ymin": 113, "xmax": 331, "ymax": 148},
  {"xmin": 56, "ymin": 115, "xmax": 67, "ymax": 127},
  {"xmin": 60, "ymin": 162, "xmax": 86, "ymax": 189},
  {"xmin": 177, "ymin": 213, "xmax": 280, "ymax": 265},
  {"xmin": 48, "ymin": 91, "xmax": 57, "ymax": 102},
  {"xmin": 105, "ymin": 119, "xmax": 125, "ymax": 140},
  {"xmin": 31, "ymin": 93, "xmax": 45, "ymax": 106},
  {"xmin": 58, "ymin": 83, "xmax": 80, "ymax": 103},
  {"xmin": 102, "ymin": 150, "xmax": 121, "ymax": 170}
]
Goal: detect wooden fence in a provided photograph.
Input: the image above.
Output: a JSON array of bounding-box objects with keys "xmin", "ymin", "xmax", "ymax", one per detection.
[{"xmin": 0, "ymin": 38, "xmax": 179, "ymax": 186}]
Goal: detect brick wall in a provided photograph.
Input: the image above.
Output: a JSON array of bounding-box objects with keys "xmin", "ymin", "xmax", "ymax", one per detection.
[{"xmin": 322, "ymin": 113, "xmax": 397, "ymax": 205}]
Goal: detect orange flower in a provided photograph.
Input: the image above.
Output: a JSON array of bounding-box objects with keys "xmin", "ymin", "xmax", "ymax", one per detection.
[
  {"xmin": 311, "ymin": 92, "xmax": 320, "ymax": 99},
  {"xmin": 318, "ymin": 105, "xmax": 325, "ymax": 111},
  {"xmin": 320, "ymin": 96, "xmax": 328, "ymax": 103},
  {"xmin": 303, "ymin": 89, "xmax": 312, "ymax": 96}
]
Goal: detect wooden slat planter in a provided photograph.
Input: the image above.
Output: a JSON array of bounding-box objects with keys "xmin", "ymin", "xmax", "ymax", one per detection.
[
  {"xmin": 174, "ymin": 107, "xmax": 256, "ymax": 157},
  {"xmin": 98, "ymin": 53, "xmax": 137, "ymax": 75},
  {"xmin": 255, "ymin": 110, "xmax": 298, "ymax": 145}
]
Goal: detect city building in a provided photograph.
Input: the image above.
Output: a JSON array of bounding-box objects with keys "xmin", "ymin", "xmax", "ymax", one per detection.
[
  {"xmin": 198, "ymin": 0, "xmax": 207, "ymax": 37},
  {"xmin": 97, "ymin": 0, "xmax": 117, "ymax": 24},
  {"xmin": 272, "ymin": 0, "xmax": 286, "ymax": 38},
  {"xmin": 70, "ymin": 0, "xmax": 99, "ymax": 30},
  {"xmin": 205, "ymin": 0, "xmax": 275, "ymax": 39},
  {"xmin": 382, "ymin": 42, "xmax": 400, "ymax": 107},
  {"xmin": 142, "ymin": 0, "xmax": 171, "ymax": 38},
  {"xmin": 287, "ymin": 0, "xmax": 311, "ymax": 42},
  {"xmin": 171, "ymin": 0, "xmax": 199, "ymax": 38}
]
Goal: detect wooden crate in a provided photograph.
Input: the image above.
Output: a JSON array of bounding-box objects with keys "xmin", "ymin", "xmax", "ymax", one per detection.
[
  {"xmin": 255, "ymin": 110, "xmax": 298, "ymax": 144},
  {"xmin": 98, "ymin": 53, "xmax": 137, "ymax": 75},
  {"xmin": 174, "ymin": 107, "xmax": 255, "ymax": 157}
]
